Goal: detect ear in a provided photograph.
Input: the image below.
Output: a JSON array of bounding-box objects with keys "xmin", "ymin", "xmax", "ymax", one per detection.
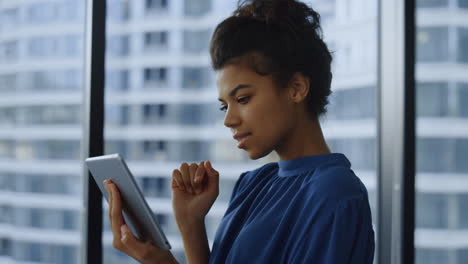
[{"xmin": 288, "ymin": 72, "xmax": 310, "ymax": 103}]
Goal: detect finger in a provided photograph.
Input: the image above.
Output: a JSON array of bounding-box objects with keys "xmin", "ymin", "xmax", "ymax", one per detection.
[
  {"xmin": 180, "ymin": 163, "xmax": 193, "ymax": 194},
  {"xmin": 189, "ymin": 163, "xmax": 198, "ymax": 193},
  {"xmin": 172, "ymin": 169, "xmax": 185, "ymax": 192},
  {"xmin": 120, "ymin": 224, "xmax": 167, "ymax": 263},
  {"xmin": 193, "ymin": 161, "xmax": 205, "ymax": 194},
  {"xmin": 104, "ymin": 182, "xmax": 114, "ymax": 230},
  {"xmin": 120, "ymin": 224, "xmax": 148, "ymax": 258},
  {"xmin": 204, "ymin": 160, "xmax": 220, "ymax": 192},
  {"xmin": 109, "ymin": 183, "xmax": 125, "ymax": 241}
]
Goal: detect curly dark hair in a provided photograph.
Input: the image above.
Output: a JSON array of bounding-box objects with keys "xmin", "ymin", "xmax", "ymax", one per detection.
[{"xmin": 209, "ymin": 0, "xmax": 333, "ymax": 119}]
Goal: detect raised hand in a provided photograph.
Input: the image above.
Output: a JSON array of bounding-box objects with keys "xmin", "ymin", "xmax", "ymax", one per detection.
[{"xmin": 171, "ymin": 160, "xmax": 220, "ymax": 227}]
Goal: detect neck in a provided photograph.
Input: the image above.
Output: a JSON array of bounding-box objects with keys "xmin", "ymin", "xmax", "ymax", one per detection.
[{"xmin": 276, "ymin": 116, "xmax": 331, "ymax": 161}]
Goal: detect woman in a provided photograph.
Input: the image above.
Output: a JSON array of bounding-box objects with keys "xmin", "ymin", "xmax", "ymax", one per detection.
[{"xmin": 104, "ymin": 0, "xmax": 375, "ymax": 263}]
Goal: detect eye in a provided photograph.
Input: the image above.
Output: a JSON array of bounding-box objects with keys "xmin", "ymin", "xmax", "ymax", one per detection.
[
  {"xmin": 237, "ymin": 96, "xmax": 250, "ymax": 104},
  {"xmin": 219, "ymin": 105, "xmax": 227, "ymax": 112}
]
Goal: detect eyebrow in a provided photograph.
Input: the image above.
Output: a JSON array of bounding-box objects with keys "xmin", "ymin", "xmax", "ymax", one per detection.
[{"xmin": 218, "ymin": 84, "xmax": 252, "ymax": 102}]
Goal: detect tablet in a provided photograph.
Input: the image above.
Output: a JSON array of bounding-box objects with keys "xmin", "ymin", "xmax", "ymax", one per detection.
[{"xmin": 85, "ymin": 153, "xmax": 171, "ymax": 250}]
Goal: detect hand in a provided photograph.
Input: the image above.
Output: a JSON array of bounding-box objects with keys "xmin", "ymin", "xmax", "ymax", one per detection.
[
  {"xmin": 103, "ymin": 180, "xmax": 178, "ymax": 264},
  {"xmin": 171, "ymin": 160, "xmax": 220, "ymax": 228}
]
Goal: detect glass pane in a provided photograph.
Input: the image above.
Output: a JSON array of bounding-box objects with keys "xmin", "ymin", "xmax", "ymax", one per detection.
[
  {"xmin": 103, "ymin": 1, "xmax": 241, "ymax": 262},
  {"xmin": 103, "ymin": 0, "xmax": 377, "ymax": 263},
  {"xmin": 415, "ymin": 3, "xmax": 468, "ymax": 264},
  {"xmin": 316, "ymin": 0, "xmax": 378, "ymax": 262},
  {"xmin": 0, "ymin": 0, "xmax": 85, "ymax": 263}
]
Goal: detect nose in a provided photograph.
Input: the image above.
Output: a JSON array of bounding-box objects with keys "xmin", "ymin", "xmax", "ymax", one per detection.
[{"xmin": 223, "ymin": 107, "xmax": 241, "ymax": 128}]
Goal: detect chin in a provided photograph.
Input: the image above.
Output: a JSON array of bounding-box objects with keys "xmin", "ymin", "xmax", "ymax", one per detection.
[{"xmin": 245, "ymin": 148, "xmax": 272, "ymax": 160}]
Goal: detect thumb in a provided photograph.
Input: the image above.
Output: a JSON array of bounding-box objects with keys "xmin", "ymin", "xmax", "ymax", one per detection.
[
  {"xmin": 204, "ymin": 160, "xmax": 219, "ymax": 185},
  {"xmin": 120, "ymin": 225, "xmax": 146, "ymax": 255}
]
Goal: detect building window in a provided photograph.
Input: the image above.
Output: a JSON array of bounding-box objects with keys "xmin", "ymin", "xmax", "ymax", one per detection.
[
  {"xmin": 146, "ymin": 0, "xmax": 168, "ymax": 11},
  {"xmin": 459, "ymin": 83, "xmax": 468, "ymax": 117},
  {"xmin": 108, "ymin": 0, "xmax": 130, "ymax": 22},
  {"xmin": 416, "ymin": 0, "xmax": 448, "ymax": 7},
  {"xmin": 105, "ymin": 105, "xmax": 129, "ymax": 126},
  {"xmin": 417, "ymin": 82, "xmax": 449, "ymax": 117},
  {"xmin": 455, "ymin": 139, "xmax": 468, "ymax": 172},
  {"xmin": 141, "ymin": 177, "xmax": 166, "ymax": 197},
  {"xmin": 328, "ymin": 138, "xmax": 377, "ymax": 170},
  {"xmin": 417, "ymin": 27, "xmax": 449, "ymax": 62},
  {"xmin": 0, "ymin": 74, "xmax": 16, "ymax": 92},
  {"xmin": 182, "ymin": 67, "xmax": 211, "ymax": 89},
  {"xmin": 143, "ymin": 67, "xmax": 168, "ymax": 88},
  {"xmin": 107, "ymin": 35, "xmax": 130, "ymax": 57},
  {"xmin": 416, "ymin": 193, "xmax": 448, "ymax": 228},
  {"xmin": 415, "ymin": 248, "xmax": 449, "ymax": 264},
  {"xmin": 0, "ymin": 107, "xmax": 15, "ymax": 125},
  {"xmin": 327, "ymin": 86, "xmax": 376, "ymax": 120},
  {"xmin": 28, "ymin": 2, "xmax": 58, "ymax": 24},
  {"xmin": 0, "ymin": 8, "xmax": 18, "ymax": 26},
  {"xmin": 183, "ymin": 30, "xmax": 210, "ymax": 53},
  {"xmin": 144, "ymin": 31, "xmax": 168, "ymax": 51},
  {"xmin": 106, "ymin": 70, "xmax": 129, "ymax": 91},
  {"xmin": 459, "ymin": 0, "xmax": 468, "ymax": 8},
  {"xmin": 0, "ymin": 41, "xmax": 18, "ymax": 61},
  {"xmin": 417, "ymin": 138, "xmax": 455, "ymax": 172},
  {"xmin": 457, "ymin": 27, "xmax": 468, "ymax": 63},
  {"xmin": 184, "ymin": 0, "xmax": 211, "ymax": 16}
]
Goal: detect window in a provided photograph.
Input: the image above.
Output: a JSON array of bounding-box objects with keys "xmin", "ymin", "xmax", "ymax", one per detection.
[
  {"xmin": 144, "ymin": 31, "xmax": 168, "ymax": 50},
  {"xmin": 108, "ymin": 0, "xmax": 130, "ymax": 22},
  {"xmin": 455, "ymin": 139, "xmax": 468, "ymax": 172},
  {"xmin": 107, "ymin": 35, "xmax": 130, "ymax": 57},
  {"xmin": 459, "ymin": 83, "xmax": 468, "ymax": 116},
  {"xmin": 24, "ymin": 105, "xmax": 80, "ymax": 125},
  {"xmin": 327, "ymin": 86, "xmax": 376, "ymax": 119},
  {"xmin": 417, "ymin": 82, "xmax": 449, "ymax": 117},
  {"xmin": 183, "ymin": 29, "xmax": 210, "ymax": 53},
  {"xmin": 143, "ymin": 67, "xmax": 168, "ymax": 87},
  {"xmin": 458, "ymin": 194, "xmax": 468, "ymax": 228},
  {"xmin": 185, "ymin": 0, "xmax": 211, "ymax": 16},
  {"xmin": 457, "ymin": 27, "xmax": 468, "ymax": 62},
  {"xmin": 0, "ymin": 107, "xmax": 15, "ymax": 125},
  {"xmin": 417, "ymin": 0, "xmax": 449, "ymax": 7},
  {"xmin": 106, "ymin": 70, "xmax": 129, "ymax": 91},
  {"xmin": 0, "ymin": 8, "xmax": 18, "ymax": 26},
  {"xmin": 416, "ymin": 193, "xmax": 448, "ymax": 228},
  {"xmin": 143, "ymin": 104, "xmax": 168, "ymax": 123},
  {"xmin": 28, "ymin": 2, "xmax": 57, "ymax": 24},
  {"xmin": 417, "ymin": 27, "xmax": 449, "ymax": 62},
  {"xmin": 459, "ymin": 0, "xmax": 468, "ymax": 8},
  {"xmin": 0, "ymin": 41, "xmax": 18, "ymax": 61},
  {"xmin": 141, "ymin": 177, "xmax": 167, "ymax": 197},
  {"xmin": 416, "ymin": 248, "xmax": 449, "ymax": 264},
  {"xmin": 0, "ymin": 2, "xmax": 85, "ymax": 262},
  {"xmin": 105, "ymin": 105, "xmax": 129, "ymax": 126},
  {"xmin": 0, "ymin": 74, "xmax": 16, "ymax": 92},
  {"xmin": 146, "ymin": 0, "xmax": 168, "ymax": 11},
  {"xmin": 182, "ymin": 67, "xmax": 211, "ymax": 89},
  {"xmin": 417, "ymin": 138, "xmax": 455, "ymax": 172}
]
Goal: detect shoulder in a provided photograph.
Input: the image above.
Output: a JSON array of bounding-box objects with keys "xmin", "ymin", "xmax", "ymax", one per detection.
[{"xmin": 311, "ymin": 165, "xmax": 369, "ymax": 207}]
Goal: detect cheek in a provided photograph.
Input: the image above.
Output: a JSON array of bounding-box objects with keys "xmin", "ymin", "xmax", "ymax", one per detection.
[{"xmin": 248, "ymin": 97, "xmax": 292, "ymax": 142}]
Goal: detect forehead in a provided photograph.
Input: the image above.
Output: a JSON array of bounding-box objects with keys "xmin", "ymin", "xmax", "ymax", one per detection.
[{"xmin": 216, "ymin": 63, "xmax": 270, "ymax": 97}]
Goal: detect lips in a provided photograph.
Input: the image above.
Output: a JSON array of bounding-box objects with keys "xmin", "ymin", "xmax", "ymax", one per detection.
[
  {"xmin": 233, "ymin": 132, "xmax": 251, "ymax": 141},
  {"xmin": 233, "ymin": 132, "xmax": 252, "ymax": 149}
]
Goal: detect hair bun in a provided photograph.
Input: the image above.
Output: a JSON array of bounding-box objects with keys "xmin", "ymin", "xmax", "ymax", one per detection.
[{"xmin": 234, "ymin": 0, "xmax": 322, "ymax": 38}]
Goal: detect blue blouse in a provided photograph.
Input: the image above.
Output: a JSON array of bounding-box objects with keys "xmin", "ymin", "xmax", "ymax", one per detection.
[{"xmin": 209, "ymin": 153, "xmax": 375, "ymax": 263}]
